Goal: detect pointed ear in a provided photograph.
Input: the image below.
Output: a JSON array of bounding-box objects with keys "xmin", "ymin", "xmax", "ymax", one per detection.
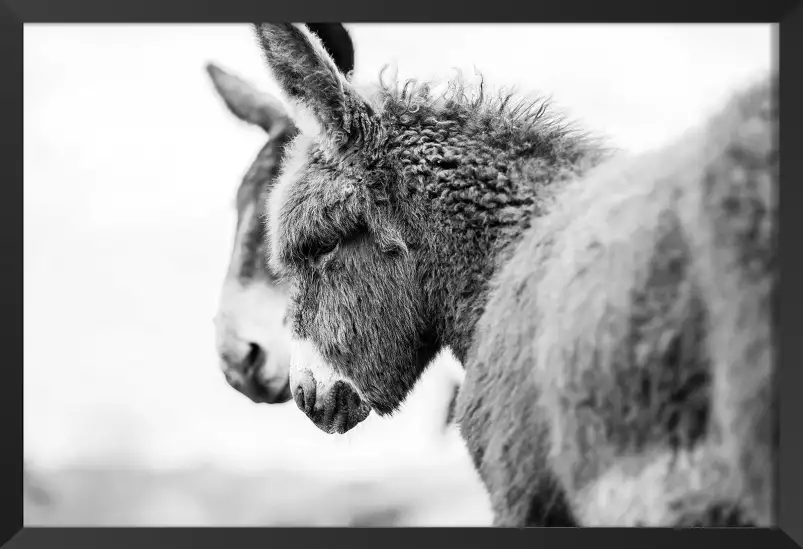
[
  {"xmin": 205, "ymin": 62, "xmax": 291, "ymax": 138},
  {"xmin": 253, "ymin": 23, "xmax": 377, "ymax": 150}
]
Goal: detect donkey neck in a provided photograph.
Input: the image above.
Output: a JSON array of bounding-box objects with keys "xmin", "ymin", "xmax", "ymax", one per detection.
[{"xmin": 425, "ymin": 137, "xmax": 604, "ymax": 365}]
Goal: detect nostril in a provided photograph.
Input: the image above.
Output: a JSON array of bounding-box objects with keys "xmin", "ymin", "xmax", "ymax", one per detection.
[
  {"xmin": 245, "ymin": 343, "xmax": 265, "ymax": 372},
  {"xmin": 220, "ymin": 341, "xmax": 265, "ymax": 376},
  {"xmin": 294, "ymin": 386, "xmax": 305, "ymax": 412}
]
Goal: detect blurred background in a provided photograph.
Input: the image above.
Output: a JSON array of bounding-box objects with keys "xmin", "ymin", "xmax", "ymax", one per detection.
[{"xmin": 23, "ymin": 23, "xmax": 773, "ymax": 526}]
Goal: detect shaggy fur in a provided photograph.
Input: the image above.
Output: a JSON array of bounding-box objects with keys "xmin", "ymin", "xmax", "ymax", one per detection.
[
  {"xmin": 258, "ymin": 24, "xmax": 607, "ymax": 415},
  {"xmin": 459, "ymin": 77, "xmax": 776, "ymax": 526},
  {"xmin": 256, "ymin": 23, "xmax": 776, "ymax": 527},
  {"xmin": 210, "ymin": 24, "xmax": 462, "ymax": 431}
]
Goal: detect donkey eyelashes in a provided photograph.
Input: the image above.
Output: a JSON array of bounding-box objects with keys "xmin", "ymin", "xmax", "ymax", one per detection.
[
  {"xmin": 295, "ymin": 225, "xmax": 382, "ymax": 265},
  {"xmin": 299, "ymin": 239, "xmax": 338, "ymax": 260}
]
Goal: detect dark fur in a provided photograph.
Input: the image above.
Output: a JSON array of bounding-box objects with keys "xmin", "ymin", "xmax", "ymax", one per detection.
[{"xmin": 257, "ymin": 24, "xmax": 776, "ymax": 526}]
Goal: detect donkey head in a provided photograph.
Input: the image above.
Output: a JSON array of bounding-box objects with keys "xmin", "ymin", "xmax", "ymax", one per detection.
[
  {"xmin": 258, "ymin": 23, "xmax": 595, "ymax": 433},
  {"xmin": 209, "ymin": 23, "xmax": 356, "ymax": 407},
  {"xmin": 258, "ymin": 23, "xmax": 473, "ymax": 431}
]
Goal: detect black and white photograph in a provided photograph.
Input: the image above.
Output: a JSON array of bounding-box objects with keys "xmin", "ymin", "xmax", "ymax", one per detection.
[{"xmin": 21, "ymin": 22, "xmax": 777, "ymax": 528}]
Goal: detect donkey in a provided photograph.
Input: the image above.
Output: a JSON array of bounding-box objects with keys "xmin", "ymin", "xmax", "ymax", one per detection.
[
  {"xmin": 207, "ymin": 24, "xmax": 465, "ymax": 437},
  {"xmin": 208, "ymin": 24, "xmax": 355, "ymax": 405},
  {"xmin": 253, "ymin": 23, "xmax": 776, "ymax": 527}
]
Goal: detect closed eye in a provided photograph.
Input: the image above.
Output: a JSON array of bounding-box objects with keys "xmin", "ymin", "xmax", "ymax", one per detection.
[
  {"xmin": 292, "ymin": 225, "xmax": 367, "ymax": 264},
  {"xmin": 299, "ymin": 239, "xmax": 338, "ymax": 260}
]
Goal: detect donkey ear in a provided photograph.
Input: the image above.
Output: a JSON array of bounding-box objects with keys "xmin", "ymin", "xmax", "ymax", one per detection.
[
  {"xmin": 253, "ymin": 23, "xmax": 376, "ymax": 149},
  {"xmin": 206, "ymin": 62, "xmax": 290, "ymax": 137}
]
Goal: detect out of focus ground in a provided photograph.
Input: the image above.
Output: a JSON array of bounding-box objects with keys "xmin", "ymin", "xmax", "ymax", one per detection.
[{"xmin": 24, "ymin": 445, "xmax": 490, "ymax": 526}]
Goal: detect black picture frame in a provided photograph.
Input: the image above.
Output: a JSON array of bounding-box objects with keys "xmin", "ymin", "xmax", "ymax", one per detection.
[{"xmin": 2, "ymin": 1, "xmax": 799, "ymax": 547}]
